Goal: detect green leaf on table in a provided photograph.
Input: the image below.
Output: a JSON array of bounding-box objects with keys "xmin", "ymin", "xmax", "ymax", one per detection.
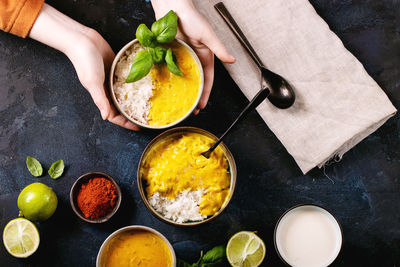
[
  {"xmin": 26, "ymin": 156, "xmax": 43, "ymax": 177},
  {"xmin": 202, "ymin": 245, "xmax": 226, "ymax": 266},
  {"xmin": 149, "ymin": 46, "xmax": 167, "ymax": 64},
  {"xmin": 48, "ymin": 160, "xmax": 65, "ymax": 179},
  {"xmin": 126, "ymin": 50, "xmax": 154, "ymax": 83},
  {"xmin": 136, "ymin": 23, "xmax": 156, "ymax": 47},
  {"xmin": 151, "ymin": 10, "xmax": 178, "ymax": 43},
  {"xmin": 202, "ymin": 245, "xmax": 225, "ymax": 264},
  {"xmin": 165, "ymin": 48, "xmax": 183, "ymax": 76}
]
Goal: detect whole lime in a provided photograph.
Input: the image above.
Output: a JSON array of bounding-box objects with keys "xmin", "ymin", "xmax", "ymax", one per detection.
[{"xmin": 17, "ymin": 183, "xmax": 58, "ymax": 222}]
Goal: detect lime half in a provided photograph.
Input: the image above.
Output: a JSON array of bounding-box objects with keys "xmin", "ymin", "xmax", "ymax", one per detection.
[
  {"xmin": 227, "ymin": 231, "xmax": 266, "ymax": 267},
  {"xmin": 3, "ymin": 218, "xmax": 40, "ymax": 258}
]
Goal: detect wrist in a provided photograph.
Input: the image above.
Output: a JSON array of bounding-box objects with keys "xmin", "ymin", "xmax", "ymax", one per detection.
[{"xmin": 29, "ymin": 4, "xmax": 91, "ymax": 56}]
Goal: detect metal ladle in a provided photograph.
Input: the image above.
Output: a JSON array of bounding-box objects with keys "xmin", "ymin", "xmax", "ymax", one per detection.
[{"xmin": 201, "ymin": 2, "xmax": 295, "ymax": 159}]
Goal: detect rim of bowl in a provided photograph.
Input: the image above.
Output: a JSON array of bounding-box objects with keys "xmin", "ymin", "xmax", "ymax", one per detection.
[
  {"xmin": 96, "ymin": 225, "xmax": 177, "ymax": 267},
  {"xmin": 69, "ymin": 171, "xmax": 122, "ymax": 223},
  {"xmin": 273, "ymin": 204, "xmax": 343, "ymax": 266},
  {"xmin": 137, "ymin": 126, "xmax": 237, "ymax": 227},
  {"xmin": 109, "ymin": 39, "xmax": 204, "ymax": 130}
]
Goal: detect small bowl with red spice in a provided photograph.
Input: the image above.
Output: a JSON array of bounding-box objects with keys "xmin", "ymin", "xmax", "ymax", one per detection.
[{"xmin": 70, "ymin": 171, "xmax": 122, "ymax": 223}]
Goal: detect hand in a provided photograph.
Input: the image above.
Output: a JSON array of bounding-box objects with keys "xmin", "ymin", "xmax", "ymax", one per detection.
[
  {"xmin": 65, "ymin": 29, "xmax": 139, "ymax": 130},
  {"xmin": 151, "ymin": 0, "xmax": 236, "ymax": 114},
  {"xmin": 29, "ymin": 4, "xmax": 139, "ymax": 130}
]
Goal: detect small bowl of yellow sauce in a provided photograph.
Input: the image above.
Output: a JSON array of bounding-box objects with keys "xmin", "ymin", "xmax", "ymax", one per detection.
[
  {"xmin": 96, "ymin": 225, "xmax": 176, "ymax": 267},
  {"xmin": 137, "ymin": 127, "xmax": 237, "ymax": 226},
  {"xmin": 110, "ymin": 39, "xmax": 204, "ymax": 129}
]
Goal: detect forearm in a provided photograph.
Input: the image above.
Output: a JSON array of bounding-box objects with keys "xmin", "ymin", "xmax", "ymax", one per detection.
[{"xmin": 28, "ymin": 3, "xmax": 90, "ymax": 55}]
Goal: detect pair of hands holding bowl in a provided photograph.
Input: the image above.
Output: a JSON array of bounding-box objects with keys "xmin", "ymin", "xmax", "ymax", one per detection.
[{"xmin": 29, "ymin": 1, "xmax": 235, "ymax": 131}]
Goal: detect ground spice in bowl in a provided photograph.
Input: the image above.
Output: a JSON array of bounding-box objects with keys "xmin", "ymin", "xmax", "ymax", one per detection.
[{"xmin": 76, "ymin": 177, "xmax": 118, "ymax": 219}]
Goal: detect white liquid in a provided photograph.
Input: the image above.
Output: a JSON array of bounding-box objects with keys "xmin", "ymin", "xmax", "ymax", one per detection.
[{"xmin": 275, "ymin": 206, "xmax": 342, "ymax": 267}]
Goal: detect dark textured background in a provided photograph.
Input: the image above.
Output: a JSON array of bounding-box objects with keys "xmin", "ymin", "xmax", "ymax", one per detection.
[{"xmin": 0, "ymin": 0, "xmax": 399, "ymax": 266}]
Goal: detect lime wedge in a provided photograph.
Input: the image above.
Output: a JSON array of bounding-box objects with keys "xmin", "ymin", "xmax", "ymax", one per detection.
[
  {"xmin": 227, "ymin": 231, "xmax": 266, "ymax": 267},
  {"xmin": 3, "ymin": 218, "xmax": 40, "ymax": 258}
]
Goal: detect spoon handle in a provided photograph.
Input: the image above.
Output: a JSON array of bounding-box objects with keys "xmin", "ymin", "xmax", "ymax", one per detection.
[
  {"xmin": 208, "ymin": 87, "xmax": 270, "ymax": 153},
  {"xmin": 214, "ymin": 2, "xmax": 264, "ymax": 69}
]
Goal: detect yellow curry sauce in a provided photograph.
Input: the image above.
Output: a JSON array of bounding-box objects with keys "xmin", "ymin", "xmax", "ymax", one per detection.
[
  {"xmin": 104, "ymin": 230, "xmax": 172, "ymax": 267},
  {"xmin": 141, "ymin": 133, "xmax": 231, "ymax": 216},
  {"xmin": 148, "ymin": 41, "xmax": 201, "ymax": 126}
]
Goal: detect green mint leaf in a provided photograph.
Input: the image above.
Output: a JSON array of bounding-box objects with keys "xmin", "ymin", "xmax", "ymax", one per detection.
[
  {"xmin": 136, "ymin": 24, "xmax": 156, "ymax": 47},
  {"xmin": 26, "ymin": 156, "xmax": 43, "ymax": 177},
  {"xmin": 126, "ymin": 50, "xmax": 154, "ymax": 83},
  {"xmin": 202, "ymin": 245, "xmax": 226, "ymax": 264},
  {"xmin": 165, "ymin": 48, "xmax": 183, "ymax": 76},
  {"xmin": 151, "ymin": 10, "xmax": 178, "ymax": 43},
  {"xmin": 48, "ymin": 160, "xmax": 65, "ymax": 179},
  {"xmin": 149, "ymin": 46, "xmax": 167, "ymax": 64}
]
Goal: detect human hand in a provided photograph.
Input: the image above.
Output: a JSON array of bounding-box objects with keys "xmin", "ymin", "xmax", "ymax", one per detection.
[
  {"xmin": 151, "ymin": 0, "xmax": 236, "ymax": 114},
  {"xmin": 65, "ymin": 29, "xmax": 139, "ymax": 130},
  {"xmin": 29, "ymin": 4, "xmax": 139, "ymax": 131}
]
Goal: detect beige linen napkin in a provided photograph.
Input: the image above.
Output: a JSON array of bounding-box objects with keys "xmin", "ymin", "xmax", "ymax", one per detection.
[{"xmin": 193, "ymin": 0, "xmax": 397, "ymax": 174}]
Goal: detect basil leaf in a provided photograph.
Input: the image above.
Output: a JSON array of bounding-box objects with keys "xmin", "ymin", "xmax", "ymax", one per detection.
[
  {"xmin": 26, "ymin": 156, "xmax": 43, "ymax": 177},
  {"xmin": 202, "ymin": 245, "xmax": 225, "ymax": 264},
  {"xmin": 136, "ymin": 24, "xmax": 156, "ymax": 47},
  {"xmin": 48, "ymin": 160, "xmax": 64, "ymax": 179},
  {"xmin": 149, "ymin": 46, "xmax": 167, "ymax": 64},
  {"xmin": 126, "ymin": 50, "xmax": 154, "ymax": 83},
  {"xmin": 151, "ymin": 10, "xmax": 178, "ymax": 43},
  {"xmin": 165, "ymin": 48, "xmax": 183, "ymax": 76}
]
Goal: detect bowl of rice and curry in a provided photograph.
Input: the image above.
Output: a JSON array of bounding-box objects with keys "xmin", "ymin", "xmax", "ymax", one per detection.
[
  {"xmin": 110, "ymin": 37, "xmax": 203, "ymax": 129},
  {"xmin": 137, "ymin": 127, "xmax": 237, "ymax": 226}
]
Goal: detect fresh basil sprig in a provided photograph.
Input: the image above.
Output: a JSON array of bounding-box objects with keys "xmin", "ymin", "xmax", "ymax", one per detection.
[
  {"xmin": 151, "ymin": 10, "xmax": 178, "ymax": 43},
  {"xmin": 149, "ymin": 46, "xmax": 167, "ymax": 64},
  {"xmin": 178, "ymin": 245, "xmax": 226, "ymax": 267},
  {"xmin": 26, "ymin": 156, "xmax": 43, "ymax": 177},
  {"xmin": 166, "ymin": 48, "xmax": 183, "ymax": 76},
  {"xmin": 136, "ymin": 24, "xmax": 156, "ymax": 48},
  {"xmin": 202, "ymin": 245, "xmax": 225, "ymax": 265},
  {"xmin": 48, "ymin": 160, "xmax": 65, "ymax": 179},
  {"xmin": 126, "ymin": 10, "xmax": 184, "ymax": 83},
  {"xmin": 126, "ymin": 50, "xmax": 154, "ymax": 83}
]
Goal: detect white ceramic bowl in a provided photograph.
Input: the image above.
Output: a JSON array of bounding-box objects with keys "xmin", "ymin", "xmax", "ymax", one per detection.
[
  {"xmin": 96, "ymin": 225, "xmax": 176, "ymax": 267},
  {"xmin": 109, "ymin": 39, "xmax": 204, "ymax": 130}
]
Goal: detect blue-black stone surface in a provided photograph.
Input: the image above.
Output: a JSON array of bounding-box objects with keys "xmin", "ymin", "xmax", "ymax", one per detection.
[{"xmin": 0, "ymin": 0, "xmax": 399, "ymax": 266}]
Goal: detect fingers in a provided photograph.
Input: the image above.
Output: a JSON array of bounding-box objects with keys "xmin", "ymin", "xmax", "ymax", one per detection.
[
  {"xmin": 88, "ymin": 84, "xmax": 140, "ymax": 131},
  {"xmin": 194, "ymin": 47, "xmax": 215, "ymax": 111},
  {"xmin": 88, "ymin": 84, "xmax": 111, "ymax": 120},
  {"xmin": 107, "ymin": 105, "xmax": 141, "ymax": 131},
  {"xmin": 201, "ymin": 25, "xmax": 235, "ymax": 64}
]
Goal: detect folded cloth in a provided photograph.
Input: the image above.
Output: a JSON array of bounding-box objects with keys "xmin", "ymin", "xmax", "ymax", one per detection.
[{"xmin": 193, "ymin": 0, "xmax": 397, "ymax": 174}]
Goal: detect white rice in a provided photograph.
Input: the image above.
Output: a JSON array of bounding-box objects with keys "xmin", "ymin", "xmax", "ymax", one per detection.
[
  {"xmin": 148, "ymin": 190, "xmax": 206, "ymax": 223},
  {"xmin": 113, "ymin": 42, "xmax": 153, "ymax": 124}
]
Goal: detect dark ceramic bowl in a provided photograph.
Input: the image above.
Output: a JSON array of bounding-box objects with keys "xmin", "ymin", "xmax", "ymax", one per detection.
[
  {"xmin": 137, "ymin": 126, "xmax": 237, "ymax": 226},
  {"xmin": 273, "ymin": 204, "xmax": 343, "ymax": 266},
  {"xmin": 70, "ymin": 171, "xmax": 122, "ymax": 223}
]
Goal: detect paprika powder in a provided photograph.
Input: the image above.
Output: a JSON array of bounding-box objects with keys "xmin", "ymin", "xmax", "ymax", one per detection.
[{"xmin": 77, "ymin": 177, "xmax": 117, "ymax": 219}]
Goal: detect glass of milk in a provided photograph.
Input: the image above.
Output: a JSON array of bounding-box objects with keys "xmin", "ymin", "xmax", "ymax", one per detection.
[{"xmin": 274, "ymin": 204, "xmax": 342, "ymax": 267}]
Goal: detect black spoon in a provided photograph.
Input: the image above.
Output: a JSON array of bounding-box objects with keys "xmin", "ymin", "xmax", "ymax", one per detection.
[
  {"xmin": 215, "ymin": 2, "xmax": 295, "ymax": 109},
  {"xmin": 201, "ymin": 3, "xmax": 296, "ymax": 159},
  {"xmin": 201, "ymin": 87, "xmax": 269, "ymax": 158}
]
